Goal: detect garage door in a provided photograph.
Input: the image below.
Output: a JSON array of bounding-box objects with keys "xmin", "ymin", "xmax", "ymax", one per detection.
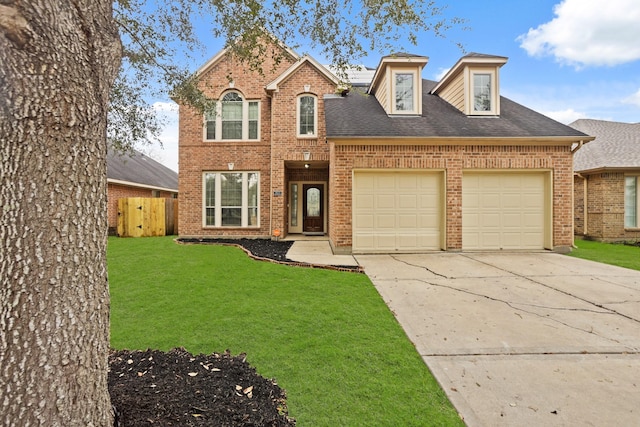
[
  {"xmin": 463, "ymin": 172, "xmax": 548, "ymax": 250},
  {"xmin": 353, "ymin": 171, "xmax": 443, "ymax": 253}
]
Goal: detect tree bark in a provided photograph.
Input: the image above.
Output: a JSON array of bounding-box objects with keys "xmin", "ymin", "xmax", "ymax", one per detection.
[{"xmin": 1, "ymin": 1, "xmax": 121, "ymax": 425}]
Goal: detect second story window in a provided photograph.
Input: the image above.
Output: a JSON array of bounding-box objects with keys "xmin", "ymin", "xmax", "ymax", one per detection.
[
  {"xmin": 204, "ymin": 91, "xmax": 260, "ymax": 141},
  {"xmin": 394, "ymin": 73, "xmax": 414, "ymax": 112},
  {"xmin": 473, "ymin": 73, "xmax": 492, "ymax": 112},
  {"xmin": 297, "ymin": 95, "xmax": 317, "ymax": 137}
]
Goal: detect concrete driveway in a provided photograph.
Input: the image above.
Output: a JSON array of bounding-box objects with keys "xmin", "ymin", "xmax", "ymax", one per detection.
[{"xmin": 356, "ymin": 252, "xmax": 640, "ymax": 426}]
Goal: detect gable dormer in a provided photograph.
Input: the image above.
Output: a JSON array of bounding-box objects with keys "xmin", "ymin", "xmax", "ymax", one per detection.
[
  {"xmin": 368, "ymin": 53, "xmax": 429, "ymax": 116},
  {"xmin": 431, "ymin": 53, "xmax": 508, "ymax": 116}
]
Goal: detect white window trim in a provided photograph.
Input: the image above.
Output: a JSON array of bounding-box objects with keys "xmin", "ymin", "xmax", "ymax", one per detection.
[
  {"xmin": 202, "ymin": 171, "xmax": 260, "ymax": 228},
  {"xmin": 466, "ymin": 67, "xmax": 499, "ymax": 116},
  {"xmin": 296, "ymin": 94, "xmax": 318, "ymax": 138},
  {"xmin": 203, "ymin": 91, "xmax": 260, "ymax": 141},
  {"xmin": 390, "ymin": 68, "xmax": 420, "ymax": 115}
]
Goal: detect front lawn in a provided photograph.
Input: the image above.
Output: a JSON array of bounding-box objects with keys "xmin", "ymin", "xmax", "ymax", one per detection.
[
  {"xmin": 108, "ymin": 236, "xmax": 463, "ymax": 426},
  {"xmin": 568, "ymin": 239, "xmax": 640, "ymax": 271}
]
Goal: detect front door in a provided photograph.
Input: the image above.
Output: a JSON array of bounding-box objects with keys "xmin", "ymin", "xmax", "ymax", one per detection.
[{"xmin": 303, "ymin": 184, "xmax": 323, "ymax": 234}]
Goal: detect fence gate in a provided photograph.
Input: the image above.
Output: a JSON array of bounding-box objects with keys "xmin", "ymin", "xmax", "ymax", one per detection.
[{"xmin": 117, "ymin": 198, "xmax": 177, "ymax": 237}]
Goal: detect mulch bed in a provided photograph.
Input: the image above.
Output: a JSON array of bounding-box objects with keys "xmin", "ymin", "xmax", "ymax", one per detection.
[
  {"xmin": 177, "ymin": 237, "xmax": 364, "ymax": 272},
  {"xmin": 109, "ymin": 348, "xmax": 295, "ymax": 426}
]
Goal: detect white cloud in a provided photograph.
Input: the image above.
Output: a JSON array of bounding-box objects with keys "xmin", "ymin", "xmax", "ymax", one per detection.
[
  {"xmin": 623, "ymin": 88, "xmax": 640, "ymax": 107},
  {"xmin": 433, "ymin": 67, "xmax": 451, "ymax": 81},
  {"xmin": 518, "ymin": 0, "xmax": 640, "ymax": 67},
  {"xmin": 540, "ymin": 108, "xmax": 588, "ymax": 124},
  {"xmin": 152, "ymin": 101, "xmax": 179, "ymax": 172}
]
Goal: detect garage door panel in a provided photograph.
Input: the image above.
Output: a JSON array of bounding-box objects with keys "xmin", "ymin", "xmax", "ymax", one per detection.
[
  {"xmin": 463, "ymin": 172, "xmax": 547, "ymax": 250},
  {"xmin": 353, "ymin": 171, "xmax": 443, "ymax": 253}
]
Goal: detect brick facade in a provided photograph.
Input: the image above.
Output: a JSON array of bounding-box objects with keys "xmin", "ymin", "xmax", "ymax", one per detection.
[
  {"xmin": 330, "ymin": 144, "xmax": 574, "ymax": 252},
  {"xmin": 178, "ymin": 41, "xmax": 581, "ymax": 253},
  {"xmin": 574, "ymin": 172, "xmax": 640, "ymax": 242}
]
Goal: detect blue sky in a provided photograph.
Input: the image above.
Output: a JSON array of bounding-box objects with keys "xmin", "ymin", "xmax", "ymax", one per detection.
[{"xmin": 150, "ymin": 0, "xmax": 640, "ymax": 171}]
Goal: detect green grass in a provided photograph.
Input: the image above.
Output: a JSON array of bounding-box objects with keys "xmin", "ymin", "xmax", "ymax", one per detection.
[
  {"xmin": 108, "ymin": 236, "xmax": 463, "ymax": 426},
  {"xmin": 568, "ymin": 239, "xmax": 640, "ymax": 271}
]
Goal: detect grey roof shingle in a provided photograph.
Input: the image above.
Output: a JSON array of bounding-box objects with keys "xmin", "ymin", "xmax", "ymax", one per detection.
[
  {"xmin": 107, "ymin": 148, "xmax": 178, "ymax": 191},
  {"xmin": 325, "ymin": 80, "xmax": 589, "ymax": 139},
  {"xmin": 570, "ymin": 119, "xmax": 640, "ymax": 172}
]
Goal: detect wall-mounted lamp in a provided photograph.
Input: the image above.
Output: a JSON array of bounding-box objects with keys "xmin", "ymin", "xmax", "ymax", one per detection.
[
  {"xmin": 303, "ymin": 151, "xmax": 311, "ymax": 161},
  {"xmin": 228, "ymin": 162, "xmax": 234, "ymax": 170},
  {"xmin": 304, "ymin": 163, "xmax": 310, "ymax": 169}
]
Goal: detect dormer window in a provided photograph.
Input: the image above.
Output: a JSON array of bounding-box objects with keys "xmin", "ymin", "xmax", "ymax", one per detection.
[
  {"xmin": 395, "ymin": 73, "xmax": 414, "ymax": 112},
  {"xmin": 473, "ymin": 73, "xmax": 492, "ymax": 112},
  {"xmin": 430, "ymin": 53, "xmax": 507, "ymax": 116},
  {"xmin": 392, "ymin": 70, "xmax": 419, "ymax": 114}
]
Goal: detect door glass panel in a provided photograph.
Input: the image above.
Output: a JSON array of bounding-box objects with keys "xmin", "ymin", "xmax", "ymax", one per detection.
[
  {"xmin": 291, "ymin": 184, "xmax": 298, "ymax": 227},
  {"xmin": 306, "ymin": 188, "xmax": 320, "ymax": 217}
]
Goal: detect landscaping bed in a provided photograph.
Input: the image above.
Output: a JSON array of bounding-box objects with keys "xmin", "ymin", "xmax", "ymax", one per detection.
[{"xmin": 109, "ymin": 348, "xmax": 295, "ymax": 426}]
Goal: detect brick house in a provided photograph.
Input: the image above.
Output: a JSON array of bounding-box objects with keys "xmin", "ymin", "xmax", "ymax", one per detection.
[
  {"xmin": 571, "ymin": 119, "xmax": 640, "ymax": 242},
  {"xmin": 177, "ymin": 39, "xmax": 592, "ymax": 253},
  {"xmin": 107, "ymin": 148, "xmax": 178, "ymax": 235}
]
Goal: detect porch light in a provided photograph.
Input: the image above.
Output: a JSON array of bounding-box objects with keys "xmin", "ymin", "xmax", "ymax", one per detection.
[
  {"xmin": 303, "ymin": 151, "xmax": 311, "ymax": 161},
  {"xmin": 304, "ymin": 163, "xmax": 310, "ymax": 169},
  {"xmin": 227, "ymin": 162, "xmax": 234, "ymax": 170}
]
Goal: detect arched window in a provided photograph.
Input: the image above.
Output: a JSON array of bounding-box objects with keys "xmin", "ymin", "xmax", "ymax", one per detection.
[
  {"xmin": 297, "ymin": 95, "xmax": 317, "ymax": 137},
  {"xmin": 204, "ymin": 91, "xmax": 259, "ymax": 141}
]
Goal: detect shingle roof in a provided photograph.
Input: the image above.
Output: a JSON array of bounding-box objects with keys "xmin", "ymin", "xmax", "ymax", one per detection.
[
  {"xmin": 570, "ymin": 119, "xmax": 640, "ymax": 172},
  {"xmin": 325, "ymin": 80, "xmax": 589, "ymax": 139},
  {"xmin": 107, "ymin": 148, "xmax": 178, "ymax": 191}
]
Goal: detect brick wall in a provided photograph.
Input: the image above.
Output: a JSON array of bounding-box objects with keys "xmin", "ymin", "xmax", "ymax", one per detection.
[
  {"xmin": 580, "ymin": 172, "xmax": 640, "ymax": 241},
  {"xmin": 329, "ymin": 143, "xmax": 574, "ymax": 252},
  {"xmin": 270, "ymin": 61, "xmax": 336, "ymax": 235}
]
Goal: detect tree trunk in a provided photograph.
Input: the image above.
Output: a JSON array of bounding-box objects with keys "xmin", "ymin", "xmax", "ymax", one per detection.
[{"xmin": 0, "ymin": 1, "xmax": 121, "ymax": 425}]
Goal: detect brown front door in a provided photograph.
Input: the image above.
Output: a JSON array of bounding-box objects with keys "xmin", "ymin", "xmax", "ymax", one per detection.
[{"xmin": 303, "ymin": 184, "xmax": 323, "ymax": 234}]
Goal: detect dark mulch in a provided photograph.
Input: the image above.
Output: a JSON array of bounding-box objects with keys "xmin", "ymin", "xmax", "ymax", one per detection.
[
  {"xmin": 177, "ymin": 238, "xmax": 294, "ymax": 262},
  {"xmin": 176, "ymin": 238, "xmax": 363, "ymax": 272},
  {"xmin": 109, "ymin": 348, "xmax": 295, "ymax": 426}
]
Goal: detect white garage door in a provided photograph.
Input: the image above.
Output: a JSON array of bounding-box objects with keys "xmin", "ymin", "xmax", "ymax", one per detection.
[
  {"xmin": 353, "ymin": 171, "xmax": 443, "ymax": 253},
  {"xmin": 463, "ymin": 172, "xmax": 548, "ymax": 250}
]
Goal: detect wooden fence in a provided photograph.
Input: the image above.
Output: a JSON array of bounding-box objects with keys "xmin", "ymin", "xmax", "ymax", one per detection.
[{"xmin": 117, "ymin": 198, "xmax": 178, "ymax": 237}]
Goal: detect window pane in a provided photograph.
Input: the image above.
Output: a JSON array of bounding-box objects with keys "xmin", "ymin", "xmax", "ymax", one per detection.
[
  {"xmin": 204, "ymin": 173, "xmax": 216, "ymax": 226},
  {"xmin": 248, "ymin": 102, "xmax": 259, "ymax": 139},
  {"xmin": 306, "ymin": 187, "xmax": 320, "ymax": 216},
  {"xmin": 473, "ymin": 74, "xmax": 492, "ymax": 111},
  {"xmin": 299, "ymin": 96, "xmax": 315, "ymax": 135},
  {"xmin": 222, "ymin": 208, "xmax": 242, "ymax": 226},
  {"xmin": 221, "ymin": 173, "xmax": 242, "ymax": 205},
  {"xmin": 222, "ymin": 93, "xmax": 243, "ymax": 139},
  {"xmin": 205, "ymin": 110, "xmax": 216, "ymax": 140},
  {"xmin": 290, "ymin": 184, "xmax": 298, "ymax": 227},
  {"xmin": 625, "ymin": 176, "xmax": 637, "ymax": 228},
  {"xmin": 395, "ymin": 74, "xmax": 413, "ymax": 111},
  {"xmin": 247, "ymin": 208, "xmax": 258, "ymax": 226}
]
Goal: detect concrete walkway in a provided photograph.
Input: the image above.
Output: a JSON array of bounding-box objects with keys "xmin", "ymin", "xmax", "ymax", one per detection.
[
  {"xmin": 285, "ymin": 239, "xmax": 359, "ymax": 267},
  {"xmin": 356, "ymin": 252, "xmax": 640, "ymax": 426}
]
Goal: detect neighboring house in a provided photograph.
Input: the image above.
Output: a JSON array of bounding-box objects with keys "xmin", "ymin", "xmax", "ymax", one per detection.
[
  {"xmin": 107, "ymin": 148, "xmax": 179, "ymax": 235},
  {"xmin": 177, "ymin": 38, "xmax": 592, "ymax": 254},
  {"xmin": 570, "ymin": 119, "xmax": 640, "ymax": 242}
]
